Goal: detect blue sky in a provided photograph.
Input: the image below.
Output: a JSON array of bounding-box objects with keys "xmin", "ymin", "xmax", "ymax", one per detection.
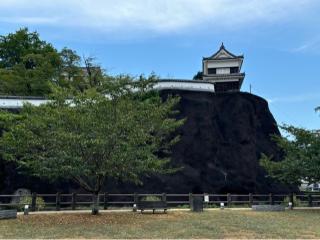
[{"xmin": 0, "ymin": 0, "xmax": 320, "ymax": 129}]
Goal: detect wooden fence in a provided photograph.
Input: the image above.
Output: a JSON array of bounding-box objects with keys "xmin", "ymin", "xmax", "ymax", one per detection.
[{"xmin": 0, "ymin": 193, "xmax": 319, "ymax": 212}]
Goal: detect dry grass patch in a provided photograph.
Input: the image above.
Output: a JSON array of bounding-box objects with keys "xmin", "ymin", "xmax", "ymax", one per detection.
[
  {"xmin": 0, "ymin": 210, "xmax": 320, "ymax": 239},
  {"xmin": 16, "ymin": 212, "xmax": 180, "ymax": 227}
]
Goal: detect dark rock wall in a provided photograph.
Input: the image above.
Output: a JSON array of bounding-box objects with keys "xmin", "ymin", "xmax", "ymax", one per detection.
[
  {"xmin": 0, "ymin": 91, "xmax": 294, "ymax": 194},
  {"xmin": 106, "ymin": 91, "xmax": 293, "ymax": 193}
]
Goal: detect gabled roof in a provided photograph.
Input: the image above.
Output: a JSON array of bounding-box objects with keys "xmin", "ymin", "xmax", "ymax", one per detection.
[{"xmin": 203, "ymin": 43, "xmax": 243, "ymax": 60}]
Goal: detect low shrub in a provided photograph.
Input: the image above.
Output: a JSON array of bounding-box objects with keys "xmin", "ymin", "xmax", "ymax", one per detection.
[
  {"xmin": 206, "ymin": 203, "xmax": 222, "ymax": 208},
  {"xmin": 175, "ymin": 204, "xmax": 189, "ymax": 209},
  {"xmin": 17, "ymin": 196, "xmax": 46, "ymax": 211},
  {"xmin": 282, "ymin": 196, "xmax": 307, "ymax": 207},
  {"xmin": 141, "ymin": 196, "xmax": 162, "ymax": 201}
]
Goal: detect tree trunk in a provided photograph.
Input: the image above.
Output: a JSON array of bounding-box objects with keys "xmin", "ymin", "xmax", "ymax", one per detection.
[{"xmin": 92, "ymin": 193, "xmax": 99, "ymax": 215}]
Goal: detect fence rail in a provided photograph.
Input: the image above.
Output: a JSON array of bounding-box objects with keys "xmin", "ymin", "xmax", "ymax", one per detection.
[{"xmin": 0, "ymin": 192, "xmax": 319, "ymax": 212}]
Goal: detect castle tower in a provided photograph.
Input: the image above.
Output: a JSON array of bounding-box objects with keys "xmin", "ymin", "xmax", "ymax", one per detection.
[{"xmin": 202, "ymin": 43, "xmax": 245, "ymax": 92}]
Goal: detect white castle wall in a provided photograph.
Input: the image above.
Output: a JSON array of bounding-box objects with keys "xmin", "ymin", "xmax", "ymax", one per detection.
[
  {"xmin": 0, "ymin": 98, "xmax": 49, "ymax": 109},
  {"xmin": 153, "ymin": 81, "xmax": 215, "ymax": 92},
  {"xmin": 0, "ymin": 80, "xmax": 215, "ymax": 109}
]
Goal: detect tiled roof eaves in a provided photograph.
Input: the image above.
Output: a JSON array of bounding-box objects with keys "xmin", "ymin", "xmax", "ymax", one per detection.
[
  {"xmin": 202, "ymin": 73, "xmax": 245, "ymax": 78},
  {"xmin": 204, "ymin": 43, "xmax": 243, "ymax": 60},
  {"xmin": 203, "ymin": 56, "xmax": 244, "ymax": 60},
  {"xmin": 158, "ymin": 79, "xmax": 215, "ymax": 84}
]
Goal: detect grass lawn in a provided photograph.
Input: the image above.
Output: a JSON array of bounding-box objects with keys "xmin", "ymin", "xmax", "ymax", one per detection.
[{"xmin": 1, "ymin": 210, "xmax": 320, "ymax": 239}]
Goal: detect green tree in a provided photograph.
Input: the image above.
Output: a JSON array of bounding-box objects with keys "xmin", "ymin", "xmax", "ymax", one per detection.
[
  {"xmin": 57, "ymin": 47, "xmax": 84, "ymax": 90},
  {"xmin": 0, "ymin": 110, "xmax": 23, "ymax": 191},
  {"xmin": 193, "ymin": 71, "xmax": 203, "ymax": 80},
  {"xmin": 0, "ymin": 28, "xmax": 61, "ymax": 96},
  {"xmin": 59, "ymin": 47, "xmax": 81, "ymax": 81},
  {"xmin": 65, "ymin": 56, "xmax": 104, "ymax": 93},
  {"xmin": 0, "ymin": 28, "xmax": 103, "ymax": 96},
  {"xmin": 0, "ymin": 28, "xmax": 56, "ymax": 69},
  {"xmin": 260, "ymin": 125, "xmax": 320, "ymax": 186},
  {"xmin": 0, "ymin": 76, "xmax": 184, "ymax": 214}
]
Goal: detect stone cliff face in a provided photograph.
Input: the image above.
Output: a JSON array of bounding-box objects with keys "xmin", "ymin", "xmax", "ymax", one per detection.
[
  {"xmin": 0, "ymin": 91, "xmax": 294, "ymax": 194},
  {"xmin": 106, "ymin": 90, "xmax": 293, "ymax": 193}
]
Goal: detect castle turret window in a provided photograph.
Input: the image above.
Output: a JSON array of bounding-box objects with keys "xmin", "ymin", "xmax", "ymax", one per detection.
[
  {"xmin": 230, "ymin": 67, "xmax": 239, "ymax": 74},
  {"xmin": 207, "ymin": 68, "xmax": 216, "ymax": 74}
]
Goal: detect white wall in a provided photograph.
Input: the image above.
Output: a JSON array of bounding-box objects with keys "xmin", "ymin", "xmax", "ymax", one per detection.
[
  {"xmin": 0, "ymin": 99, "xmax": 49, "ymax": 109},
  {"xmin": 0, "ymin": 81, "xmax": 216, "ymax": 109},
  {"xmin": 153, "ymin": 81, "xmax": 215, "ymax": 92},
  {"xmin": 207, "ymin": 60, "xmax": 241, "ymax": 68}
]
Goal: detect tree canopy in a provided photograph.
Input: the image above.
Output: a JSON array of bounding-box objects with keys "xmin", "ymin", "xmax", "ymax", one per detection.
[
  {"xmin": 0, "ymin": 28, "xmax": 60, "ymax": 95},
  {"xmin": 260, "ymin": 125, "xmax": 320, "ymax": 186},
  {"xmin": 0, "ymin": 29, "xmax": 185, "ymax": 215},
  {"xmin": 193, "ymin": 71, "xmax": 203, "ymax": 80},
  {"xmin": 0, "ymin": 75, "xmax": 184, "ymax": 213},
  {"xmin": 0, "ymin": 28, "xmax": 57, "ymax": 69},
  {"xmin": 0, "ymin": 28, "xmax": 103, "ymax": 96}
]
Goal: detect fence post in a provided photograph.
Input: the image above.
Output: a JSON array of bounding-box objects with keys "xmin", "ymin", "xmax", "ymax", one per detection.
[
  {"xmin": 55, "ymin": 192, "xmax": 61, "ymax": 211},
  {"xmin": 289, "ymin": 193, "xmax": 294, "ymax": 209},
  {"xmin": 162, "ymin": 193, "xmax": 166, "ymax": 202},
  {"xmin": 189, "ymin": 193, "xmax": 193, "ymax": 209},
  {"xmin": 134, "ymin": 193, "xmax": 138, "ymax": 204},
  {"xmin": 133, "ymin": 193, "xmax": 138, "ymax": 212},
  {"xmin": 308, "ymin": 194, "xmax": 313, "ymax": 207},
  {"xmin": 227, "ymin": 193, "xmax": 231, "ymax": 207},
  {"xmin": 104, "ymin": 192, "xmax": 108, "ymax": 210},
  {"xmin": 203, "ymin": 193, "xmax": 208, "ymax": 208},
  {"xmin": 72, "ymin": 193, "xmax": 76, "ymax": 210},
  {"xmin": 31, "ymin": 192, "xmax": 37, "ymax": 212},
  {"xmin": 249, "ymin": 193, "xmax": 253, "ymax": 207},
  {"xmin": 269, "ymin": 193, "xmax": 274, "ymax": 205}
]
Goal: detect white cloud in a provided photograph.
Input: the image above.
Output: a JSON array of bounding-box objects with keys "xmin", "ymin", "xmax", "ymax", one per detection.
[
  {"xmin": 0, "ymin": 0, "xmax": 317, "ymax": 33},
  {"xmin": 291, "ymin": 37, "xmax": 320, "ymax": 53}
]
